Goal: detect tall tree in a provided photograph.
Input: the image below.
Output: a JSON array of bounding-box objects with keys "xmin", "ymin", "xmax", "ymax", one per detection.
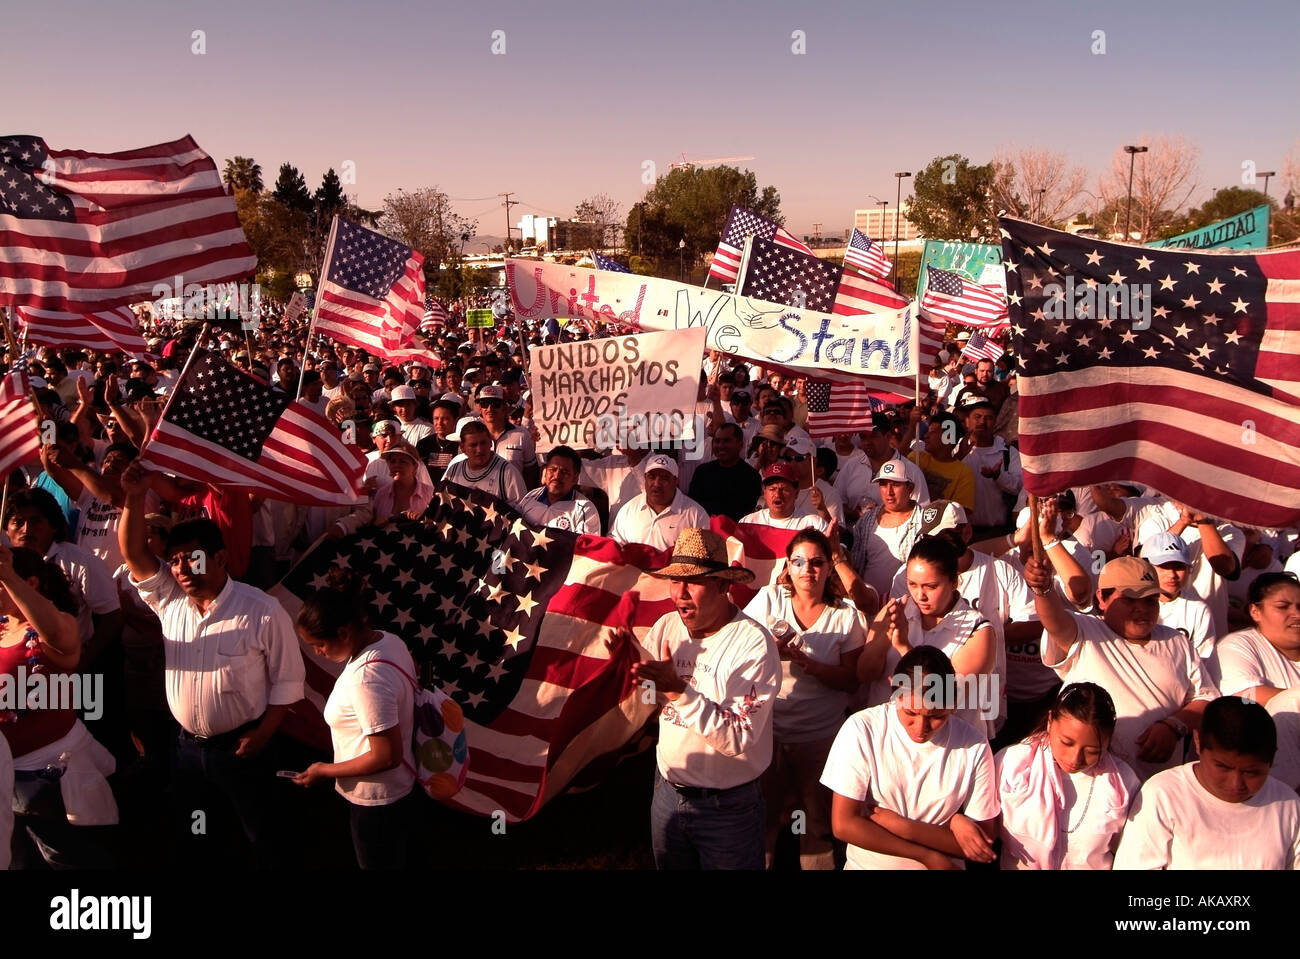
[
  {"xmin": 990, "ymin": 147, "xmax": 1088, "ymax": 227},
  {"xmin": 378, "ymin": 187, "xmax": 475, "ymax": 272},
  {"xmin": 909, "ymin": 154, "xmax": 998, "ymax": 242},
  {"xmin": 222, "ymin": 156, "xmax": 263, "ymax": 195},
  {"xmin": 314, "ymin": 168, "xmax": 346, "ymax": 227},
  {"xmin": 1097, "ymin": 134, "xmax": 1199, "ymax": 241},
  {"xmin": 574, "ymin": 193, "xmax": 623, "ymax": 251},
  {"xmin": 623, "ymin": 166, "xmax": 783, "ymax": 277},
  {"xmin": 272, "ymin": 163, "xmax": 313, "ymax": 216}
]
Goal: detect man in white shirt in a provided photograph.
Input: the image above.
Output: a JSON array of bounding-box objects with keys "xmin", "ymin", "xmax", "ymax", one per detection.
[
  {"xmin": 1142, "ymin": 531, "xmax": 1218, "ymax": 682},
  {"xmin": 517, "ymin": 446, "xmax": 601, "ymax": 534},
  {"xmin": 1026, "ymin": 554, "xmax": 1217, "ymax": 781},
  {"xmin": 609, "ymin": 455, "xmax": 709, "ymax": 551},
  {"xmin": 118, "ymin": 465, "xmax": 306, "ymax": 866},
  {"xmin": 476, "ymin": 384, "xmax": 538, "ymax": 489},
  {"xmin": 740, "ymin": 461, "xmax": 830, "ymax": 534},
  {"xmin": 833, "ymin": 417, "xmax": 930, "ymax": 520},
  {"xmin": 610, "ymin": 527, "xmax": 779, "ymax": 869},
  {"xmin": 955, "ymin": 395, "xmax": 1021, "ymax": 533},
  {"xmin": 822, "ymin": 645, "xmax": 1000, "ymax": 869}
]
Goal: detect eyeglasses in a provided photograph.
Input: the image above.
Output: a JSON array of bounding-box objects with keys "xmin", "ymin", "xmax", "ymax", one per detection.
[
  {"xmin": 788, "ymin": 557, "xmax": 827, "ymax": 570},
  {"xmin": 544, "ymin": 465, "xmax": 576, "ymax": 478}
]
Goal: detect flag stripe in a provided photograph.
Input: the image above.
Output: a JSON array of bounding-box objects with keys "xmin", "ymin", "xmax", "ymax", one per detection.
[
  {"xmin": 16, "ymin": 305, "xmax": 147, "ymax": 354},
  {"xmin": 0, "ymin": 371, "xmax": 41, "ymax": 479}
]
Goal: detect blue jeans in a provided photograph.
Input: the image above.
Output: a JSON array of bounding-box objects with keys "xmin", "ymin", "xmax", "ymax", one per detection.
[
  {"xmin": 650, "ymin": 769, "xmax": 765, "ymax": 870},
  {"xmin": 171, "ymin": 729, "xmax": 282, "ymax": 868},
  {"xmin": 349, "ymin": 787, "xmax": 417, "ymax": 870}
]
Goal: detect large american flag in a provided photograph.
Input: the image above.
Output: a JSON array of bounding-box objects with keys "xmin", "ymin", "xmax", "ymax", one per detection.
[
  {"xmin": 961, "ymin": 330, "xmax": 1005, "ymax": 363},
  {"xmin": 707, "ymin": 206, "xmax": 813, "ymax": 284},
  {"xmin": 313, "ymin": 217, "xmax": 426, "ymax": 358},
  {"xmin": 921, "ymin": 268, "xmax": 1010, "ymax": 328},
  {"xmin": 0, "ymin": 135, "xmax": 256, "ymax": 312},
  {"xmin": 139, "ymin": 350, "xmax": 366, "ymax": 507},
  {"xmin": 15, "ymin": 305, "xmax": 147, "ymax": 355},
  {"xmin": 805, "ymin": 379, "xmax": 887, "ymax": 437},
  {"xmin": 1001, "ymin": 217, "xmax": 1300, "ymax": 528},
  {"xmin": 593, "ymin": 252, "xmax": 632, "ymax": 273},
  {"xmin": 739, "ymin": 235, "xmax": 841, "ymax": 311},
  {"xmin": 0, "ymin": 367, "xmax": 41, "ymax": 480},
  {"xmin": 273, "ymin": 499, "xmax": 797, "ymax": 821},
  {"xmin": 844, "ymin": 228, "xmax": 893, "ymax": 281}
]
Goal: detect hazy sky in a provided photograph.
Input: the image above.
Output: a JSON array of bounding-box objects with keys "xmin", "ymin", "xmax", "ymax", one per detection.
[{"xmin": 6, "ymin": 0, "xmax": 1296, "ymax": 240}]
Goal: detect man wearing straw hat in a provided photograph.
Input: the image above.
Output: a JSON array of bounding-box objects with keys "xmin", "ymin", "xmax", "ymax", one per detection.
[{"xmin": 610, "ymin": 528, "xmax": 780, "ymax": 869}]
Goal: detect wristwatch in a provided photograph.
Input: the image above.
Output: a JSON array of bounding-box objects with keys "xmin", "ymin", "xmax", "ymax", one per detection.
[{"xmin": 1160, "ymin": 715, "xmax": 1189, "ymax": 737}]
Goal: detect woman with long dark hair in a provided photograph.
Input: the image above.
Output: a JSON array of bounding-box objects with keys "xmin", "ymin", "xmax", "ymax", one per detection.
[
  {"xmin": 996, "ymin": 682, "xmax": 1140, "ymax": 869},
  {"xmin": 293, "ymin": 567, "xmax": 419, "ymax": 869}
]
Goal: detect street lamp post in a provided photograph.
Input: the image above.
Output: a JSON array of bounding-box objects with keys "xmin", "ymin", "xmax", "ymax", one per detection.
[
  {"xmin": 679, "ymin": 238, "xmax": 686, "ymax": 282},
  {"xmin": 1258, "ymin": 171, "xmax": 1276, "ymax": 198},
  {"xmin": 893, "ymin": 171, "xmax": 911, "ymax": 286},
  {"xmin": 636, "ymin": 202, "xmax": 645, "ymax": 257},
  {"xmin": 1123, "ymin": 145, "xmax": 1148, "ymax": 240},
  {"xmin": 1037, "ymin": 188, "xmax": 1047, "ymax": 223}
]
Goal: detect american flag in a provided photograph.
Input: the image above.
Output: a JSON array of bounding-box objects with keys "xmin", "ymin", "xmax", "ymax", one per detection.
[
  {"xmin": 594, "ymin": 252, "xmax": 632, "ymax": 273},
  {"xmin": 1001, "ymin": 217, "xmax": 1300, "ymax": 528},
  {"xmin": 15, "ymin": 305, "xmax": 147, "ymax": 355},
  {"xmin": 707, "ymin": 206, "xmax": 813, "ymax": 284},
  {"xmin": 273, "ymin": 499, "xmax": 797, "ymax": 821},
  {"xmin": 961, "ymin": 330, "xmax": 1005, "ymax": 363},
  {"xmin": 844, "ymin": 228, "xmax": 893, "ymax": 281},
  {"xmin": 139, "ymin": 350, "xmax": 366, "ymax": 507},
  {"xmin": 421, "ymin": 298, "xmax": 449, "ymax": 332},
  {"xmin": 921, "ymin": 268, "xmax": 1010, "ymax": 328},
  {"xmin": 0, "ymin": 135, "xmax": 256, "ymax": 312},
  {"xmin": 313, "ymin": 217, "xmax": 426, "ymax": 358},
  {"xmin": 804, "ymin": 379, "xmax": 887, "ymax": 437},
  {"xmin": 739, "ymin": 236, "xmax": 841, "ymax": 311},
  {"xmin": 835, "ymin": 262, "xmax": 909, "ymax": 315},
  {"xmin": 0, "ymin": 366, "xmax": 41, "ymax": 480}
]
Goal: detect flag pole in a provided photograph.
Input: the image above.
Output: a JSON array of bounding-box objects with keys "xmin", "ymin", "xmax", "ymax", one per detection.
[
  {"xmin": 0, "ymin": 315, "xmax": 43, "ymax": 522},
  {"xmin": 137, "ymin": 322, "xmax": 211, "ymax": 460},
  {"xmin": 298, "ymin": 215, "xmax": 341, "ymax": 401},
  {"xmin": 1027, "ymin": 493, "xmax": 1046, "ymax": 567}
]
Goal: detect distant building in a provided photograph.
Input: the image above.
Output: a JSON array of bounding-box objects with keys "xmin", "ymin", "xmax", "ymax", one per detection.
[
  {"xmin": 853, "ymin": 203, "xmax": 921, "ymax": 243},
  {"xmin": 517, "ymin": 215, "xmax": 601, "ymax": 251}
]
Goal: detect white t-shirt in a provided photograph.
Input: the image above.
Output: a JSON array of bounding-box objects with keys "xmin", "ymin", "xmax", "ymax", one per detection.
[
  {"xmin": 742, "ymin": 587, "xmax": 866, "ymax": 742},
  {"xmin": 1216, "ymin": 628, "xmax": 1300, "ymax": 698},
  {"xmin": 900, "ymin": 596, "xmax": 997, "ymax": 738},
  {"xmin": 738, "ymin": 509, "xmax": 830, "ymax": 535},
  {"xmin": 322, "ymin": 633, "xmax": 417, "ymax": 806},
  {"xmin": 821, "ymin": 702, "xmax": 999, "ymax": 870},
  {"xmin": 1157, "ymin": 594, "xmax": 1217, "ymax": 663},
  {"xmin": 1043, "ymin": 613, "xmax": 1214, "ymax": 781},
  {"xmin": 852, "ymin": 507, "xmax": 924, "ymax": 601},
  {"xmin": 639, "ymin": 608, "xmax": 780, "ymax": 790},
  {"xmin": 517, "ymin": 487, "xmax": 601, "ymax": 534},
  {"xmin": 74, "ymin": 487, "xmax": 124, "ymax": 575},
  {"xmin": 834, "ymin": 453, "xmax": 931, "ymax": 512},
  {"xmin": 47, "ymin": 540, "xmax": 121, "ymax": 646},
  {"xmin": 1266, "ymin": 687, "xmax": 1300, "ymax": 792},
  {"xmin": 1114, "ymin": 763, "xmax": 1300, "ymax": 869}
]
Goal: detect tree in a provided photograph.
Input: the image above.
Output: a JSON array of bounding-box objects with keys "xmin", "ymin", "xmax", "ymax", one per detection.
[
  {"xmin": 1097, "ymin": 134, "xmax": 1199, "ymax": 241},
  {"xmin": 378, "ymin": 187, "xmax": 475, "ymax": 271},
  {"xmin": 271, "ymin": 163, "xmax": 313, "ymax": 216},
  {"xmin": 909, "ymin": 155, "xmax": 998, "ymax": 242},
  {"xmin": 989, "ymin": 147, "xmax": 1088, "ymax": 227},
  {"xmin": 623, "ymin": 166, "xmax": 782, "ymax": 278},
  {"xmin": 574, "ymin": 193, "xmax": 622, "ymax": 251},
  {"xmin": 1159, "ymin": 186, "xmax": 1273, "ymax": 239},
  {"xmin": 314, "ymin": 168, "xmax": 346, "ymax": 228},
  {"xmin": 222, "ymin": 156, "xmax": 263, "ymax": 195}
]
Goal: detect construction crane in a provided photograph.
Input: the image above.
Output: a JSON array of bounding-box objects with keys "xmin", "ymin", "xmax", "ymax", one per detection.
[{"xmin": 668, "ymin": 152, "xmax": 756, "ymax": 171}]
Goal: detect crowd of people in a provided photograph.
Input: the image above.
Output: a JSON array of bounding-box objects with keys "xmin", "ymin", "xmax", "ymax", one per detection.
[{"xmin": 0, "ymin": 291, "xmax": 1298, "ymax": 871}]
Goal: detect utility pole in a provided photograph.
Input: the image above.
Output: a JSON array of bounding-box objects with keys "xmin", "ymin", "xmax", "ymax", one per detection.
[
  {"xmin": 499, "ymin": 192, "xmax": 516, "ymax": 253},
  {"xmin": 812, "ymin": 222, "xmax": 822, "ymax": 245}
]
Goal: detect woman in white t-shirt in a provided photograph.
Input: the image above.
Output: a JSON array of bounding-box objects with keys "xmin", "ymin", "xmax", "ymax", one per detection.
[
  {"xmin": 997, "ymin": 683, "xmax": 1140, "ymax": 870},
  {"xmin": 1115, "ymin": 696, "xmax": 1300, "ymax": 869},
  {"xmin": 861, "ymin": 537, "xmax": 997, "ymax": 737},
  {"xmin": 744, "ymin": 529, "xmax": 868, "ymax": 870},
  {"xmin": 293, "ymin": 568, "xmax": 419, "ymax": 869},
  {"xmin": 1216, "ymin": 573, "xmax": 1300, "ymax": 705}
]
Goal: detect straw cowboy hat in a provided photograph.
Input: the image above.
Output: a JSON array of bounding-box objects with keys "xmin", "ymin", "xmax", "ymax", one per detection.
[{"xmin": 648, "ymin": 528, "xmax": 755, "ymax": 583}]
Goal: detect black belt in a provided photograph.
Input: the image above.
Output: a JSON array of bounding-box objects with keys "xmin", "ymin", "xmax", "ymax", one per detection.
[
  {"xmin": 180, "ymin": 715, "xmax": 263, "ymax": 750},
  {"xmin": 668, "ymin": 778, "xmax": 757, "ymax": 800}
]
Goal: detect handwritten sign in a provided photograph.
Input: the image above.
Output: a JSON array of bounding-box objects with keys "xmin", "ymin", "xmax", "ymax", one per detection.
[
  {"xmin": 530, "ymin": 327, "xmax": 707, "ymax": 452},
  {"xmin": 505, "ymin": 260, "xmax": 916, "ymax": 377},
  {"xmin": 1147, "ymin": 205, "xmax": 1270, "ymax": 251}
]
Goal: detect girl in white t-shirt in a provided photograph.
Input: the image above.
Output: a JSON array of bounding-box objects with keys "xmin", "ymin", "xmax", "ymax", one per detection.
[
  {"xmin": 996, "ymin": 683, "xmax": 1140, "ymax": 870},
  {"xmin": 744, "ymin": 529, "xmax": 868, "ymax": 870},
  {"xmin": 1115, "ymin": 696, "xmax": 1300, "ymax": 869},
  {"xmin": 861, "ymin": 537, "xmax": 997, "ymax": 737},
  {"xmin": 1216, "ymin": 573, "xmax": 1300, "ymax": 706},
  {"xmin": 293, "ymin": 568, "xmax": 418, "ymax": 870}
]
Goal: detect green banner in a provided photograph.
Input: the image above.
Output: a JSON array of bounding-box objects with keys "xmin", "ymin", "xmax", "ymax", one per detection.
[
  {"xmin": 916, "ymin": 239, "xmax": 1006, "ymax": 299},
  {"xmin": 466, "ymin": 308, "xmax": 494, "ymax": 328},
  {"xmin": 1146, "ymin": 204, "xmax": 1270, "ymax": 251}
]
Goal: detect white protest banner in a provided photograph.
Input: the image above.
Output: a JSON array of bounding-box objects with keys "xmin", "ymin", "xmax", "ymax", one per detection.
[
  {"xmin": 530, "ymin": 327, "xmax": 707, "ymax": 453},
  {"xmin": 506, "ymin": 259, "xmax": 916, "ymax": 378}
]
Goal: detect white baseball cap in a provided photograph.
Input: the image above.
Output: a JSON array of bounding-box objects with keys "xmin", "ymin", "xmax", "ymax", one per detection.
[{"xmin": 643, "ymin": 454, "xmax": 679, "ymax": 478}]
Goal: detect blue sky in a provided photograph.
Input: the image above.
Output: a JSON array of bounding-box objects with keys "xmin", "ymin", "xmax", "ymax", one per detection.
[{"xmin": 6, "ymin": 0, "xmax": 1296, "ymax": 238}]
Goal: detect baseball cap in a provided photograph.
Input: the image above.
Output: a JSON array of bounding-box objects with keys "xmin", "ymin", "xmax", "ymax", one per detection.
[
  {"xmin": 371, "ymin": 419, "xmax": 400, "ymax": 437},
  {"xmin": 918, "ymin": 500, "xmax": 969, "ymax": 537},
  {"xmin": 873, "ymin": 459, "xmax": 913, "ymax": 485},
  {"xmin": 643, "ymin": 454, "xmax": 678, "ymax": 478},
  {"xmin": 784, "ymin": 433, "xmax": 813, "ymax": 457},
  {"xmin": 1099, "ymin": 556, "xmax": 1160, "ymax": 599},
  {"xmin": 477, "ymin": 385, "xmax": 505, "ymax": 401},
  {"xmin": 389, "ymin": 385, "xmax": 417, "ymax": 403},
  {"xmin": 730, "ymin": 389, "xmax": 751, "ymax": 404},
  {"xmin": 440, "ymin": 392, "xmax": 464, "ymax": 407},
  {"xmin": 762, "ymin": 461, "xmax": 800, "ymax": 486},
  {"xmin": 957, "ymin": 393, "xmax": 994, "ymax": 414},
  {"xmin": 447, "ymin": 416, "xmax": 481, "ymax": 442},
  {"xmin": 1142, "ymin": 531, "xmax": 1191, "ymax": 567},
  {"xmin": 362, "ymin": 363, "xmax": 380, "ymax": 373}
]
